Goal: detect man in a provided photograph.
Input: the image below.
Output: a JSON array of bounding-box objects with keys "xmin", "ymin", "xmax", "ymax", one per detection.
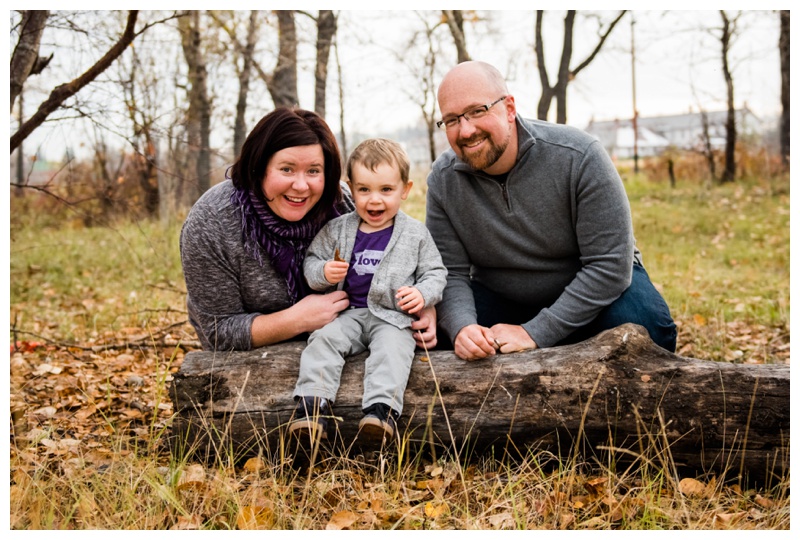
[{"xmin": 426, "ymin": 61, "xmax": 677, "ymax": 361}]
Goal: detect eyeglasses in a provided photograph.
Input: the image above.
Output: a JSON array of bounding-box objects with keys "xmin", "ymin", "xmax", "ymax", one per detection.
[{"xmin": 436, "ymin": 96, "xmax": 507, "ymax": 130}]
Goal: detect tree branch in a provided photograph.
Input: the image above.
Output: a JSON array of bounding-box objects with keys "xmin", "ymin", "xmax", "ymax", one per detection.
[
  {"xmin": 10, "ymin": 11, "xmax": 140, "ymax": 154},
  {"xmin": 571, "ymin": 10, "xmax": 627, "ymax": 77}
]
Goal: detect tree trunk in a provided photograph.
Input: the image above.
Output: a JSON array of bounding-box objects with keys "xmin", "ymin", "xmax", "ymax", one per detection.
[
  {"xmin": 314, "ymin": 10, "xmax": 337, "ymax": 118},
  {"xmin": 720, "ymin": 11, "xmax": 737, "ymax": 183},
  {"xmin": 10, "ymin": 10, "xmax": 50, "ymax": 112},
  {"xmin": 179, "ymin": 10, "xmax": 212, "ymax": 204},
  {"xmin": 335, "ymin": 37, "xmax": 347, "ymax": 160},
  {"xmin": 554, "ymin": 11, "xmax": 576, "ymax": 125},
  {"xmin": 233, "ymin": 10, "xmax": 259, "ymax": 159},
  {"xmin": 268, "ymin": 10, "xmax": 298, "ymax": 108},
  {"xmin": 442, "ymin": 10, "xmax": 470, "ymax": 64},
  {"xmin": 169, "ymin": 324, "xmax": 788, "ymax": 484},
  {"xmin": 779, "ymin": 10, "xmax": 789, "ymax": 172}
]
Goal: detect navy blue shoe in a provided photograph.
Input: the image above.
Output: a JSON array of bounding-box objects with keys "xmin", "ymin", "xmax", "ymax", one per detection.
[
  {"xmin": 288, "ymin": 396, "xmax": 331, "ymax": 444},
  {"xmin": 357, "ymin": 402, "xmax": 400, "ymax": 447}
]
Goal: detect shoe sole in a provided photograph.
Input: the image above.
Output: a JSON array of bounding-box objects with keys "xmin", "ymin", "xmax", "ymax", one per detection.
[{"xmin": 356, "ymin": 417, "xmax": 395, "ymax": 447}]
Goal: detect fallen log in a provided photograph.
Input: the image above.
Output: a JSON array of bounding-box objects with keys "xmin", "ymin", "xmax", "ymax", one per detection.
[{"xmin": 168, "ymin": 324, "xmax": 789, "ymax": 483}]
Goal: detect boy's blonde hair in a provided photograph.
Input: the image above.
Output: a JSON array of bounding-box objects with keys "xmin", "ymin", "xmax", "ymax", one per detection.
[{"xmin": 346, "ymin": 138, "xmax": 410, "ymax": 184}]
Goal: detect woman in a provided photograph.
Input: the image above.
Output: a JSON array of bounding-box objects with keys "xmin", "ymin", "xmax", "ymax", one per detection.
[{"xmin": 180, "ymin": 107, "xmax": 436, "ymax": 351}]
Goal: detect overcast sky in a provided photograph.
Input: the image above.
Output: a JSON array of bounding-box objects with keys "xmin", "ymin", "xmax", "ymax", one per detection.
[
  {"xmin": 6, "ymin": 7, "xmax": 787, "ymax": 161},
  {"xmin": 331, "ymin": 9, "xmax": 783, "ymax": 137}
]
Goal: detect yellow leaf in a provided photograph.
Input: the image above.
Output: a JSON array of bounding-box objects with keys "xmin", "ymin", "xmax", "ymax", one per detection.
[
  {"xmin": 678, "ymin": 477, "xmax": 707, "ymax": 498},
  {"xmin": 326, "ymin": 510, "xmax": 358, "ymax": 530},
  {"xmin": 243, "ymin": 457, "xmax": 265, "ymax": 473},
  {"xmin": 237, "ymin": 506, "xmax": 274, "ymax": 529},
  {"xmin": 693, "ymin": 314, "xmax": 707, "ymax": 326},
  {"xmin": 424, "ymin": 501, "xmax": 449, "ymax": 518}
]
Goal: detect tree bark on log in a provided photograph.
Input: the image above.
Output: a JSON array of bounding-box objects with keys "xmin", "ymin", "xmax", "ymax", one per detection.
[{"xmin": 169, "ymin": 324, "xmax": 788, "ymax": 483}]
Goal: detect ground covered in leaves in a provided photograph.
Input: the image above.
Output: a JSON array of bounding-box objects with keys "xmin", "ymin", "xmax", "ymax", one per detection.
[{"xmin": 9, "ymin": 177, "xmax": 790, "ymax": 529}]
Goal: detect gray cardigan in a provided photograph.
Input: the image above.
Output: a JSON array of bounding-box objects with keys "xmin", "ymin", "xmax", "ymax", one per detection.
[
  {"xmin": 180, "ymin": 180, "xmax": 354, "ymax": 351},
  {"xmin": 426, "ymin": 116, "xmax": 641, "ymax": 348},
  {"xmin": 304, "ymin": 210, "xmax": 447, "ymax": 329}
]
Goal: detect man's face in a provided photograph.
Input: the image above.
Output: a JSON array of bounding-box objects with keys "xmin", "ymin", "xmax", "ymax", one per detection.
[{"xmin": 438, "ymin": 82, "xmax": 515, "ymax": 173}]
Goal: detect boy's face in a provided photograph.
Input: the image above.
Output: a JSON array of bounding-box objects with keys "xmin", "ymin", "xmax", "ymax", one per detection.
[{"xmin": 348, "ymin": 161, "xmax": 412, "ymax": 233}]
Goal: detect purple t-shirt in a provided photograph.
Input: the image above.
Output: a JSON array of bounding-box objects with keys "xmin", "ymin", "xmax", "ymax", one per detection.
[{"xmin": 344, "ymin": 226, "xmax": 393, "ymax": 308}]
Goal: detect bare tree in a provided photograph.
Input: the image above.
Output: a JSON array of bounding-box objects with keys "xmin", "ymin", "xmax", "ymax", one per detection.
[
  {"xmin": 314, "ymin": 10, "xmax": 338, "ymax": 117},
  {"xmin": 334, "ymin": 34, "xmax": 348, "ymax": 159},
  {"xmin": 535, "ymin": 10, "xmax": 626, "ymax": 124},
  {"xmin": 442, "ymin": 10, "xmax": 471, "ymax": 64},
  {"xmin": 235, "ymin": 11, "xmax": 260, "ymax": 158},
  {"xmin": 209, "ymin": 11, "xmax": 261, "ymax": 158},
  {"xmin": 10, "ymin": 10, "xmax": 51, "ymax": 112},
  {"xmin": 779, "ymin": 10, "xmax": 789, "ymax": 171},
  {"xmin": 719, "ymin": 10, "xmax": 740, "ymax": 183},
  {"xmin": 268, "ymin": 10, "xmax": 299, "ymax": 108},
  {"xmin": 118, "ymin": 35, "xmax": 161, "ymax": 217},
  {"xmin": 10, "ymin": 11, "xmax": 140, "ymax": 153},
  {"xmin": 179, "ymin": 10, "xmax": 212, "ymax": 203}
]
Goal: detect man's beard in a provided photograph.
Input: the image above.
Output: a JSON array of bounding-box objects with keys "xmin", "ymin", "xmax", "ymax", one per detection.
[{"xmin": 457, "ymin": 130, "xmax": 510, "ymax": 171}]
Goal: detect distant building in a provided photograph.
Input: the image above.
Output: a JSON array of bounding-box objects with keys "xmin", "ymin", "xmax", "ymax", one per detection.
[{"xmin": 584, "ymin": 107, "xmax": 763, "ymax": 159}]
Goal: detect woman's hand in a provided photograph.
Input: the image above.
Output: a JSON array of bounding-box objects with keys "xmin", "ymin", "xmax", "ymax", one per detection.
[
  {"xmin": 250, "ymin": 291, "xmax": 349, "ymax": 348},
  {"xmin": 294, "ymin": 290, "xmax": 350, "ymax": 332}
]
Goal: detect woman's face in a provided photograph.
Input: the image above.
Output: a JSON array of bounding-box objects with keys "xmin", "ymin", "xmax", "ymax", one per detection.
[{"xmin": 261, "ymin": 144, "xmax": 325, "ymax": 222}]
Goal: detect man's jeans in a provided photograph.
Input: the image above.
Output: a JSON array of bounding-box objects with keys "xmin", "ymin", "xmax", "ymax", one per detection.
[{"xmin": 472, "ymin": 264, "xmax": 677, "ymax": 352}]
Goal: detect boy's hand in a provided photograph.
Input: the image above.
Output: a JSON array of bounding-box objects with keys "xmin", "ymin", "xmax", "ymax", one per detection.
[
  {"xmin": 396, "ymin": 286, "xmax": 424, "ymax": 314},
  {"xmin": 324, "ymin": 260, "xmax": 349, "ymax": 284}
]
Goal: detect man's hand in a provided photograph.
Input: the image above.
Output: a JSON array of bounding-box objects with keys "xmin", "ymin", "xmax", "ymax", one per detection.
[
  {"xmin": 490, "ymin": 323, "xmax": 537, "ymax": 354},
  {"xmin": 453, "ymin": 324, "xmax": 498, "ymax": 361},
  {"xmin": 411, "ymin": 305, "xmax": 437, "ymax": 349}
]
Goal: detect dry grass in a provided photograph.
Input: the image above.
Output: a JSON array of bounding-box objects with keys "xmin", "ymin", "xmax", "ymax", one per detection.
[{"xmin": 9, "ymin": 174, "xmax": 790, "ymax": 530}]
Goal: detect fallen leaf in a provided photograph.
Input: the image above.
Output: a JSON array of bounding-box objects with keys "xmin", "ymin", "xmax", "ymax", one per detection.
[
  {"xmin": 678, "ymin": 477, "xmax": 707, "ymax": 498},
  {"xmin": 693, "ymin": 314, "xmax": 707, "ymax": 326},
  {"xmin": 488, "ymin": 511, "xmax": 515, "ymax": 529},
  {"xmin": 640, "ymin": 374, "xmax": 651, "ymax": 383},
  {"xmin": 334, "ymin": 249, "xmax": 345, "ymax": 262},
  {"xmin": 424, "ymin": 501, "xmax": 449, "ymax": 519},
  {"xmin": 237, "ymin": 506, "xmax": 274, "ymax": 529},
  {"xmin": 326, "ymin": 510, "xmax": 358, "ymax": 530},
  {"xmin": 176, "ymin": 464, "xmax": 206, "ymax": 490},
  {"xmin": 170, "ymin": 514, "xmax": 203, "ymax": 530},
  {"xmin": 243, "ymin": 457, "xmax": 265, "ymax": 473},
  {"xmin": 713, "ymin": 511, "xmax": 747, "ymax": 528},
  {"xmin": 753, "ymin": 494, "xmax": 773, "ymax": 508}
]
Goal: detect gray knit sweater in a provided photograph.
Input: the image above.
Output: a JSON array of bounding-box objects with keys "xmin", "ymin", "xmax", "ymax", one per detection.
[
  {"xmin": 179, "ymin": 180, "xmax": 354, "ymax": 351},
  {"xmin": 304, "ymin": 210, "xmax": 447, "ymax": 329},
  {"xmin": 426, "ymin": 116, "xmax": 641, "ymax": 348}
]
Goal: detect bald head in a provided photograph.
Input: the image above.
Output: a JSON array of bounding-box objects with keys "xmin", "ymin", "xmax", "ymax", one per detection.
[{"xmin": 437, "ymin": 61, "xmax": 509, "ymax": 104}]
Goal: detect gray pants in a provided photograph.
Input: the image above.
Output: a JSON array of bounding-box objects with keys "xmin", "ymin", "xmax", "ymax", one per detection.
[{"xmin": 293, "ymin": 308, "xmax": 416, "ymax": 414}]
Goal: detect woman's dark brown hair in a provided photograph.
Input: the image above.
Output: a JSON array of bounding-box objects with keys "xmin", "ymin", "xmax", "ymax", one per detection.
[{"xmin": 229, "ymin": 107, "xmax": 343, "ymax": 223}]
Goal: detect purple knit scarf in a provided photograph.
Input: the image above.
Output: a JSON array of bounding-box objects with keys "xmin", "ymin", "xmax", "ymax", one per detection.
[{"xmin": 231, "ymin": 186, "xmax": 337, "ymax": 303}]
